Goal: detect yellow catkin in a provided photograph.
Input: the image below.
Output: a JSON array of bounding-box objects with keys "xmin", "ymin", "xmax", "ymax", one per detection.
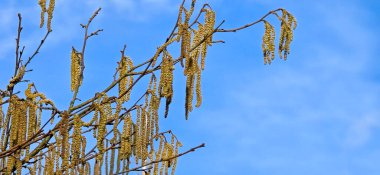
[
  {"xmin": 119, "ymin": 56, "xmax": 127, "ymax": 100},
  {"xmin": 108, "ymin": 138, "xmax": 116, "ymax": 175},
  {"xmin": 180, "ymin": 8, "xmax": 191, "ymax": 67},
  {"xmin": 183, "ymin": 23, "xmax": 206, "ymax": 118},
  {"xmin": 84, "ymin": 162, "xmax": 90, "ymax": 175},
  {"xmin": 0, "ymin": 96, "xmax": 3, "ymax": 129},
  {"xmin": 18, "ymin": 100, "xmax": 27, "ymax": 147},
  {"xmin": 189, "ymin": 0, "xmax": 196, "ymax": 16},
  {"xmin": 127, "ymin": 57, "xmax": 134, "ymax": 96},
  {"xmin": 159, "ymin": 50, "xmax": 174, "ymax": 98},
  {"xmin": 44, "ymin": 145, "xmax": 54, "ymax": 175},
  {"xmin": 121, "ymin": 115, "xmax": 132, "ymax": 160},
  {"xmin": 159, "ymin": 50, "xmax": 174, "ymax": 118},
  {"xmin": 96, "ymin": 97, "xmax": 108, "ymax": 163},
  {"xmin": 25, "ymin": 84, "xmax": 38, "ymax": 161},
  {"xmin": 278, "ymin": 9, "xmax": 297, "ymax": 60},
  {"xmin": 149, "ymin": 91, "xmax": 160, "ymax": 138},
  {"xmin": 8, "ymin": 66, "xmax": 26, "ymax": 90},
  {"xmin": 262, "ymin": 21, "xmax": 275, "ymax": 64},
  {"xmin": 204, "ymin": 9, "xmax": 216, "ymax": 45},
  {"xmin": 9, "ymin": 97, "xmax": 24, "ymax": 147},
  {"xmin": 116, "ymin": 135, "xmax": 122, "ymax": 173},
  {"xmin": 160, "ymin": 143, "xmax": 168, "ymax": 175},
  {"xmin": 47, "ymin": 0, "xmax": 55, "ymax": 31},
  {"xmin": 72, "ymin": 114, "xmax": 82, "ymax": 165},
  {"xmin": 146, "ymin": 105, "xmax": 152, "ymax": 150},
  {"xmin": 176, "ymin": 7, "xmax": 183, "ymax": 42},
  {"xmin": 60, "ymin": 112, "xmax": 69, "ymax": 172},
  {"xmin": 134, "ymin": 107, "xmax": 141, "ymax": 164},
  {"xmin": 195, "ymin": 64, "xmax": 202, "ymax": 108},
  {"xmin": 141, "ymin": 107, "xmax": 147, "ymax": 164},
  {"xmin": 170, "ymin": 141, "xmax": 181, "ymax": 175},
  {"xmin": 200, "ymin": 20, "xmax": 208, "ymax": 70},
  {"xmin": 52, "ymin": 146, "xmax": 58, "ymax": 174},
  {"xmin": 38, "ymin": 0, "xmax": 46, "ymax": 28},
  {"xmin": 119, "ymin": 56, "xmax": 134, "ymax": 102},
  {"xmin": 94, "ymin": 96, "xmax": 111, "ymax": 172},
  {"xmin": 185, "ymin": 74, "xmax": 195, "ymax": 120},
  {"xmin": 154, "ymin": 136, "xmax": 164, "ymax": 175},
  {"xmin": 53, "ymin": 133, "xmax": 61, "ymax": 173},
  {"xmin": 78, "ymin": 137, "xmax": 86, "ymax": 175},
  {"xmin": 71, "ymin": 47, "xmax": 82, "ymax": 92}
]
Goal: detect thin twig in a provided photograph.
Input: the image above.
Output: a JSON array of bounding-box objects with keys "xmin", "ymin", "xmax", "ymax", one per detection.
[{"xmin": 118, "ymin": 143, "xmax": 205, "ymax": 174}]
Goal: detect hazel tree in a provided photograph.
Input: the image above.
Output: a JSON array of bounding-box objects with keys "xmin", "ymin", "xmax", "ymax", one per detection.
[{"xmin": 0, "ymin": 0, "xmax": 296, "ymax": 174}]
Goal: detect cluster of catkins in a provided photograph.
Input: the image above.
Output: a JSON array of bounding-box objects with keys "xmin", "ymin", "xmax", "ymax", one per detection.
[{"xmin": 262, "ymin": 9, "xmax": 297, "ymax": 64}]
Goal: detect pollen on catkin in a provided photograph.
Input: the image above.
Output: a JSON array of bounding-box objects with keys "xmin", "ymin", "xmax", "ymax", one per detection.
[
  {"xmin": 262, "ymin": 21, "xmax": 275, "ymax": 65},
  {"xmin": 96, "ymin": 95, "xmax": 110, "ymax": 162},
  {"xmin": 278, "ymin": 9, "xmax": 297, "ymax": 60},
  {"xmin": 8, "ymin": 66, "xmax": 25, "ymax": 90},
  {"xmin": 0, "ymin": 96, "xmax": 3, "ymax": 129},
  {"xmin": 121, "ymin": 115, "xmax": 132, "ymax": 159},
  {"xmin": 176, "ymin": 7, "xmax": 184, "ymax": 42},
  {"xmin": 195, "ymin": 65, "xmax": 202, "ymax": 108},
  {"xmin": 72, "ymin": 114, "xmax": 83, "ymax": 165},
  {"xmin": 180, "ymin": 9, "xmax": 191, "ymax": 67},
  {"xmin": 71, "ymin": 47, "xmax": 82, "ymax": 92},
  {"xmin": 119, "ymin": 56, "xmax": 134, "ymax": 102},
  {"xmin": 38, "ymin": 0, "xmax": 46, "ymax": 28},
  {"xmin": 154, "ymin": 136, "xmax": 164, "ymax": 175},
  {"xmin": 9, "ymin": 96, "xmax": 19, "ymax": 146},
  {"xmin": 185, "ymin": 74, "xmax": 195, "ymax": 120},
  {"xmin": 47, "ymin": 0, "xmax": 55, "ymax": 31},
  {"xmin": 60, "ymin": 111, "xmax": 69, "ymax": 171},
  {"xmin": 201, "ymin": 41, "xmax": 207, "ymax": 70},
  {"xmin": 204, "ymin": 9, "xmax": 216, "ymax": 46},
  {"xmin": 159, "ymin": 50, "xmax": 174, "ymax": 98}
]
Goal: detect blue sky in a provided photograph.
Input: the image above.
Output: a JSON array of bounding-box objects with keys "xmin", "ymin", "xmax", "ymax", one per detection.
[{"xmin": 1, "ymin": 0, "xmax": 380, "ymax": 175}]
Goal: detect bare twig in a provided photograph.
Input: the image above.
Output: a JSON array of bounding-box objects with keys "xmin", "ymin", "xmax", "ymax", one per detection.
[{"xmin": 118, "ymin": 143, "xmax": 205, "ymax": 174}]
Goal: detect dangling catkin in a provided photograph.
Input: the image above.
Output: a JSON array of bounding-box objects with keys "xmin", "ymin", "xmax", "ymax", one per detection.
[
  {"xmin": 47, "ymin": 0, "xmax": 55, "ymax": 31},
  {"xmin": 96, "ymin": 95, "xmax": 110, "ymax": 163},
  {"xmin": 185, "ymin": 73, "xmax": 195, "ymax": 120},
  {"xmin": 262, "ymin": 21, "xmax": 275, "ymax": 64},
  {"xmin": 72, "ymin": 114, "xmax": 82, "ymax": 165},
  {"xmin": 204, "ymin": 9, "xmax": 216, "ymax": 46},
  {"xmin": 154, "ymin": 136, "xmax": 164, "ymax": 175},
  {"xmin": 176, "ymin": 7, "xmax": 183, "ymax": 42},
  {"xmin": 38, "ymin": 0, "xmax": 46, "ymax": 28},
  {"xmin": 119, "ymin": 56, "xmax": 134, "ymax": 102},
  {"xmin": 60, "ymin": 111, "xmax": 69, "ymax": 171},
  {"xmin": 0, "ymin": 96, "xmax": 3, "ymax": 129},
  {"xmin": 71, "ymin": 47, "xmax": 82, "ymax": 92},
  {"xmin": 170, "ymin": 141, "xmax": 182, "ymax": 175},
  {"xmin": 278, "ymin": 9, "xmax": 297, "ymax": 60},
  {"xmin": 158, "ymin": 50, "xmax": 174, "ymax": 118}
]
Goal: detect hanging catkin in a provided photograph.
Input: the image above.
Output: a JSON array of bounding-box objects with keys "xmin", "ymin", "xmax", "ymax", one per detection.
[
  {"xmin": 60, "ymin": 112, "xmax": 70, "ymax": 172},
  {"xmin": 47, "ymin": 0, "xmax": 55, "ymax": 31},
  {"xmin": 204, "ymin": 9, "xmax": 216, "ymax": 45},
  {"xmin": 72, "ymin": 114, "xmax": 83, "ymax": 165},
  {"xmin": 0, "ymin": 96, "xmax": 3, "ymax": 129},
  {"xmin": 119, "ymin": 56, "xmax": 134, "ymax": 102},
  {"xmin": 262, "ymin": 21, "xmax": 275, "ymax": 64},
  {"xmin": 71, "ymin": 47, "xmax": 82, "ymax": 92},
  {"xmin": 278, "ymin": 9, "xmax": 297, "ymax": 60},
  {"xmin": 38, "ymin": 0, "xmax": 46, "ymax": 28}
]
